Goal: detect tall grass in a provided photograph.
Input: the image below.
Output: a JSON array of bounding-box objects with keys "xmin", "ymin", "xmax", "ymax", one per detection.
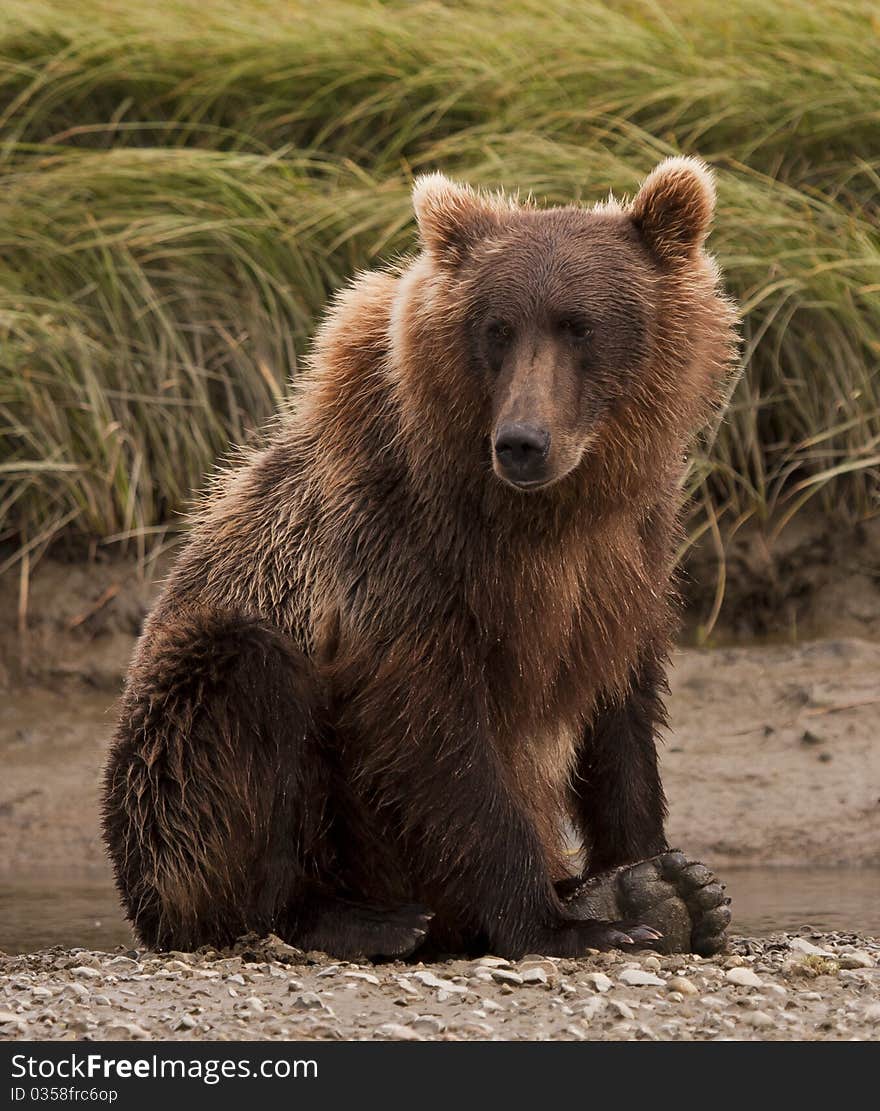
[{"xmin": 1, "ymin": 0, "xmax": 878, "ymax": 575}]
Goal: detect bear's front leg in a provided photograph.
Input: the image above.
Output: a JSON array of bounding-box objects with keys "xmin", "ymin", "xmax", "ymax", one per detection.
[
  {"xmin": 567, "ymin": 655, "xmax": 730, "ymax": 954},
  {"xmin": 571, "ymin": 654, "xmax": 670, "ymax": 875}
]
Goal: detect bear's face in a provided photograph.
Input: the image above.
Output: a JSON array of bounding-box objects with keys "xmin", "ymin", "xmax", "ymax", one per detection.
[{"xmin": 412, "ymin": 159, "xmax": 721, "ymax": 492}]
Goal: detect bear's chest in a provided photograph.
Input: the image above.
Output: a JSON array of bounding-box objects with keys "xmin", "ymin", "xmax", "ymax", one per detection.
[{"xmin": 479, "ymin": 524, "xmax": 658, "ymax": 729}]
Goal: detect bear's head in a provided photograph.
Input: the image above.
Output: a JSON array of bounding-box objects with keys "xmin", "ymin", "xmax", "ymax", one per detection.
[{"xmin": 400, "ymin": 158, "xmax": 738, "ymax": 499}]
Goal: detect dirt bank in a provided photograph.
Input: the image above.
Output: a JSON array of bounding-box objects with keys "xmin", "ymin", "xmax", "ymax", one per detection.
[{"xmin": 1, "ymin": 933, "xmax": 878, "ymax": 1042}]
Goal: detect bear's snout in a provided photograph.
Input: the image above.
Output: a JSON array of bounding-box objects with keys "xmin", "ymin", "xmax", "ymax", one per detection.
[{"xmin": 493, "ymin": 421, "xmax": 551, "ymax": 488}]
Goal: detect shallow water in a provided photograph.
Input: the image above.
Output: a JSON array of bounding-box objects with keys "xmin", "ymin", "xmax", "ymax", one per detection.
[{"xmin": 0, "ymin": 868, "xmax": 878, "ymax": 955}]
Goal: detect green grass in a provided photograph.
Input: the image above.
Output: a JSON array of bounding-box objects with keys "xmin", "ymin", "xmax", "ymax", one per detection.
[{"xmin": 1, "ymin": 0, "xmax": 878, "ymax": 584}]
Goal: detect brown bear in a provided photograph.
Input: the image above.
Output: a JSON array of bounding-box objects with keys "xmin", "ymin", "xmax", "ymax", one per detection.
[{"xmin": 102, "ymin": 157, "xmax": 738, "ymax": 960}]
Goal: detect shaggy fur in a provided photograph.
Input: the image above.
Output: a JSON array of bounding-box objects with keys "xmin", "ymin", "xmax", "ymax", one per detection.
[{"xmin": 102, "ymin": 157, "xmax": 739, "ymax": 958}]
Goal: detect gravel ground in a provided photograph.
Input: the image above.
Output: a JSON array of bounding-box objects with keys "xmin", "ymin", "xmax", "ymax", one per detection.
[{"xmin": 1, "ymin": 932, "xmax": 878, "ymax": 1042}]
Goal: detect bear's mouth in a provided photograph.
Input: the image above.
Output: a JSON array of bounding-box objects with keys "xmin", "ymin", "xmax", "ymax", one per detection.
[{"xmin": 495, "ymin": 472, "xmax": 556, "ymax": 493}]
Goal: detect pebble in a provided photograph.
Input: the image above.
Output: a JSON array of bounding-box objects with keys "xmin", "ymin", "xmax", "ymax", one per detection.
[
  {"xmin": 789, "ymin": 938, "xmax": 834, "ymax": 958},
  {"xmin": 289, "ymin": 992, "xmax": 327, "ymax": 1011},
  {"xmin": 411, "ymin": 1015, "xmax": 445, "ymax": 1035},
  {"xmin": 106, "ymin": 956, "xmax": 140, "ymax": 971},
  {"xmin": 838, "ymin": 951, "xmax": 873, "ymax": 969},
  {"xmin": 666, "ymin": 976, "xmax": 698, "ymax": 996},
  {"xmin": 619, "ymin": 969, "xmax": 665, "ymax": 987},
  {"xmin": 743, "ymin": 1010, "xmax": 775, "ymax": 1028},
  {"xmin": 344, "ymin": 971, "xmax": 380, "ymax": 986},
  {"xmin": 608, "ymin": 1000, "xmax": 635, "ymax": 1021},
  {"xmin": 375, "ymin": 1023, "xmax": 422, "ymax": 1040},
  {"xmin": 725, "ymin": 967, "xmax": 764, "ymax": 988},
  {"xmin": 582, "ymin": 972, "xmax": 613, "ymax": 993},
  {"xmin": 475, "ymin": 956, "xmax": 510, "ymax": 969},
  {"xmin": 518, "ymin": 959, "xmax": 557, "ymax": 980},
  {"xmin": 71, "ymin": 965, "xmax": 102, "ymax": 979},
  {"xmin": 105, "ymin": 1022, "xmax": 151, "ymax": 1039},
  {"xmin": 490, "ymin": 968, "xmax": 523, "ymax": 986},
  {"xmin": 521, "ymin": 967, "xmax": 548, "ymax": 985},
  {"xmin": 411, "ymin": 971, "xmax": 467, "ymax": 994}
]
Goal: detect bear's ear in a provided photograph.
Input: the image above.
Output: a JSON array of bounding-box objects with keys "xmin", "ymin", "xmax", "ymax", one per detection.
[
  {"xmin": 629, "ymin": 157, "xmax": 715, "ymax": 264},
  {"xmin": 412, "ymin": 173, "xmax": 501, "ymax": 267}
]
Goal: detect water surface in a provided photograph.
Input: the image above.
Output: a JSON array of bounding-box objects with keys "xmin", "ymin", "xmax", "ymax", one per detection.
[{"xmin": 1, "ymin": 868, "xmax": 877, "ymax": 955}]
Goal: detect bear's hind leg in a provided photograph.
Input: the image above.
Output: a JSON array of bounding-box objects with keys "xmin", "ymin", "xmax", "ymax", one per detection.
[
  {"xmin": 286, "ymin": 895, "xmax": 433, "ymax": 960},
  {"xmin": 102, "ymin": 612, "xmax": 329, "ymax": 951}
]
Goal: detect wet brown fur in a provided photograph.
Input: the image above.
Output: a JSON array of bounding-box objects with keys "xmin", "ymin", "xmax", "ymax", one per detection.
[{"xmin": 102, "ymin": 158, "xmax": 739, "ymax": 958}]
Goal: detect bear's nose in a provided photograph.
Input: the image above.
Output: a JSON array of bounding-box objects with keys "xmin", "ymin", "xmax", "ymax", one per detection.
[{"xmin": 493, "ymin": 422, "xmax": 551, "ymax": 485}]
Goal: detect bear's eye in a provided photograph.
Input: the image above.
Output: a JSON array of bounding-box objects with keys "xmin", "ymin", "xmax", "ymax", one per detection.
[
  {"xmin": 557, "ymin": 317, "xmax": 592, "ymax": 341},
  {"xmin": 487, "ymin": 320, "xmax": 513, "ymax": 344}
]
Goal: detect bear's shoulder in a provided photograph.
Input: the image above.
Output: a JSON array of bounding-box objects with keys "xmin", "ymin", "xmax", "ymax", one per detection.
[{"xmin": 311, "ymin": 267, "xmax": 399, "ymax": 378}]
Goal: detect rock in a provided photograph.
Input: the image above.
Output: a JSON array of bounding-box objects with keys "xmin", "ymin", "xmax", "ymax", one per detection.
[
  {"xmin": 518, "ymin": 959, "xmax": 557, "ymax": 979},
  {"xmin": 743, "ymin": 1010, "xmax": 775, "ymax": 1028},
  {"xmin": 475, "ymin": 956, "xmax": 511, "ymax": 969},
  {"xmin": 411, "ymin": 1015, "xmax": 445, "ymax": 1035},
  {"xmin": 0, "ymin": 1011, "xmax": 20, "ymax": 1024},
  {"xmin": 788, "ymin": 938, "xmax": 834, "ymax": 958},
  {"xmin": 175, "ymin": 1013, "xmax": 197, "ymax": 1030},
  {"xmin": 619, "ymin": 969, "xmax": 665, "ymax": 987},
  {"xmin": 243, "ymin": 996, "xmax": 264, "ymax": 1014},
  {"xmin": 608, "ymin": 999, "xmax": 635, "ymax": 1021},
  {"xmin": 261, "ymin": 934, "xmax": 306, "ymax": 964},
  {"xmin": 63, "ymin": 982, "xmax": 90, "ymax": 1000},
  {"xmin": 71, "ymin": 965, "xmax": 103, "ymax": 980},
  {"xmin": 106, "ymin": 956, "xmax": 140, "ymax": 971},
  {"xmin": 838, "ymin": 951, "xmax": 873, "ymax": 969},
  {"xmin": 521, "ymin": 967, "xmax": 548, "ymax": 985},
  {"xmin": 375, "ymin": 1023, "xmax": 422, "ymax": 1040},
  {"xmin": 289, "ymin": 992, "xmax": 327, "ymax": 1011},
  {"xmin": 411, "ymin": 971, "xmax": 467, "ymax": 994},
  {"xmin": 666, "ymin": 977, "xmax": 698, "ymax": 996},
  {"xmin": 863, "ymin": 1003, "xmax": 880, "ymax": 1022},
  {"xmin": 490, "ymin": 968, "xmax": 523, "ymax": 985},
  {"xmin": 344, "ymin": 971, "xmax": 380, "ymax": 986},
  {"xmin": 104, "ymin": 1022, "xmax": 151, "ymax": 1039},
  {"xmin": 577, "ymin": 997, "xmax": 606, "ymax": 1022},
  {"xmin": 582, "ymin": 972, "xmax": 613, "ymax": 993},
  {"xmin": 642, "ymin": 956, "xmax": 661, "ymax": 972},
  {"xmin": 838, "ymin": 968, "xmax": 875, "ymax": 982},
  {"xmin": 725, "ymin": 967, "xmax": 763, "ymax": 988}
]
